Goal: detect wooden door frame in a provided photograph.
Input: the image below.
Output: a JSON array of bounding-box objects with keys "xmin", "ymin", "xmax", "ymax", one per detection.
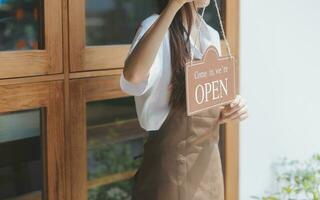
[
  {"xmin": 0, "ymin": 81, "xmax": 66, "ymax": 200},
  {"xmin": 0, "ymin": 0, "xmax": 63, "ymax": 79},
  {"xmin": 67, "ymin": 1, "xmax": 239, "ymax": 74},
  {"xmin": 68, "ymin": 0, "xmax": 130, "ymax": 72},
  {"xmin": 224, "ymin": 0, "xmax": 240, "ymax": 199},
  {"xmin": 68, "ymin": 73, "xmax": 131, "ymax": 200}
]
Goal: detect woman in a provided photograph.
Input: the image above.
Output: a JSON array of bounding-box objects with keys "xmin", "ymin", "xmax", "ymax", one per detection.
[{"xmin": 120, "ymin": 0, "xmax": 248, "ymax": 199}]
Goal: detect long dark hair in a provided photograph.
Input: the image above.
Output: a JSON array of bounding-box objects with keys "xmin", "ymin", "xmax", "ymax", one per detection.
[{"xmin": 157, "ymin": 1, "xmax": 196, "ymax": 112}]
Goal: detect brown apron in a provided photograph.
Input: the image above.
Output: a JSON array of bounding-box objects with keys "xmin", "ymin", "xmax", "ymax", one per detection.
[{"xmin": 131, "ymin": 105, "xmax": 224, "ymax": 200}]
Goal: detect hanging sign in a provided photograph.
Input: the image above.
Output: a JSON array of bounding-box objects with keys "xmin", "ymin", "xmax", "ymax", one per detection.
[{"xmin": 185, "ymin": 45, "xmax": 236, "ymax": 116}]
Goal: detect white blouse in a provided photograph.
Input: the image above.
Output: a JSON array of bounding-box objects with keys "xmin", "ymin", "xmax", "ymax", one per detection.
[{"xmin": 120, "ymin": 13, "xmax": 222, "ymax": 131}]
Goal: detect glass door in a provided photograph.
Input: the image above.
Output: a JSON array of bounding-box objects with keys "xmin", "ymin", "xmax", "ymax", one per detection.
[
  {"xmin": 69, "ymin": 75, "xmax": 142, "ymax": 200},
  {"xmin": 0, "ymin": 0, "xmax": 63, "ymax": 78},
  {"xmin": 69, "ymin": 0, "xmax": 226, "ymax": 72},
  {"xmin": 87, "ymin": 97, "xmax": 147, "ymax": 199},
  {"xmin": 0, "ymin": 81, "xmax": 66, "ymax": 200},
  {"xmin": 67, "ymin": 0, "xmax": 239, "ymax": 200},
  {"xmin": 0, "ymin": 109, "xmax": 44, "ymax": 199}
]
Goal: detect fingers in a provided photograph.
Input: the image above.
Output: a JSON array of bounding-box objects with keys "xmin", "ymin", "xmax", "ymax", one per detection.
[
  {"xmin": 239, "ymin": 112, "xmax": 249, "ymax": 121},
  {"xmin": 219, "ymin": 112, "xmax": 248, "ymax": 124},
  {"xmin": 218, "ymin": 95, "xmax": 249, "ymax": 124},
  {"xmin": 230, "ymin": 94, "xmax": 241, "ymax": 107},
  {"xmin": 220, "ymin": 105, "xmax": 248, "ymax": 123},
  {"xmin": 229, "ymin": 105, "xmax": 248, "ymax": 120},
  {"xmin": 223, "ymin": 97, "xmax": 246, "ymax": 117}
]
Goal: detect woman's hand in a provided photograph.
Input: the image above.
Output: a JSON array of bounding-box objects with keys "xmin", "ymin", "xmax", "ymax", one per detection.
[
  {"xmin": 170, "ymin": 0, "xmax": 197, "ymax": 8},
  {"xmin": 218, "ymin": 95, "xmax": 249, "ymax": 124}
]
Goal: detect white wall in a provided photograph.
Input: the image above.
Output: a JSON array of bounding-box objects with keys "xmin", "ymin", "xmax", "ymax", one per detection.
[{"xmin": 239, "ymin": 0, "xmax": 320, "ymax": 199}]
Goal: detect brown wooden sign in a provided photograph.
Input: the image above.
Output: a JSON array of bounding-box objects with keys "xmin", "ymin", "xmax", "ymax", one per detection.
[{"xmin": 185, "ymin": 45, "xmax": 236, "ymax": 116}]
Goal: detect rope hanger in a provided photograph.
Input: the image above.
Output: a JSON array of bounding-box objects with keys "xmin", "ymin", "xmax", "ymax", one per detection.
[
  {"xmin": 187, "ymin": 0, "xmax": 236, "ymax": 145},
  {"xmin": 190, "ymin": 0, "xmax": 233, "ymax": 63}
]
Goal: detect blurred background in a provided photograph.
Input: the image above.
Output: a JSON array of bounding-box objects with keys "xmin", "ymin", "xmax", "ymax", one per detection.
[{"xmin": 239, "ymin": 0, "xmax": 320, "ymax": 199}]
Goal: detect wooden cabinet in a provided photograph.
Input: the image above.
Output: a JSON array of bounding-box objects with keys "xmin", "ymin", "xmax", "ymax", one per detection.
[
  {"xmin": 0, "ymin": 0, "xmax": 63, "ymax": 79},
  {"xmin": 0, "ymin": 0, "xmax": 239, "ymax": 199},
  {"xmin": 0, "ymin": 81, "xmax": 65, "ymax": 200},
  {"xmin": 68, "ymin": 75, "xmax": 148, "ymax": 199}
]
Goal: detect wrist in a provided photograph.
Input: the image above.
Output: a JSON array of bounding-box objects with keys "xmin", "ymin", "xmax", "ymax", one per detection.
[{"xmin": 167, "ymin": 1, "xmax": 183, "ymax": 13}]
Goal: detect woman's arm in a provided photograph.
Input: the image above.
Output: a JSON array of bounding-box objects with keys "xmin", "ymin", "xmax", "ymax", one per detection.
[{"xmin": 123, "ymin": 0, "xmax": 194, "ymax": 84}]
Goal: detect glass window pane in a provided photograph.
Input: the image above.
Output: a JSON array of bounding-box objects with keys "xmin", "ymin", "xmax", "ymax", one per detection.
[
  {"xmin": 86, "ymin": 0, "xmax": 159, "ymax": 46},
  {"xmin": 0, "ymin": 108, "xmax": 43, "ymax": 199},
  {"xmin": 0, "ymin": 0, "xmax": 44, "ymax": 51},
  {"xmin": 204, "ymin": 0, "xmax": 225, "ymax": 38},
  {"xmin": 85, "ymin": 0, "xmax": 225, "ymax": 46},
  {"xmin": 87, "ymin": 97, "xmax": 147, "ymax": 200}
]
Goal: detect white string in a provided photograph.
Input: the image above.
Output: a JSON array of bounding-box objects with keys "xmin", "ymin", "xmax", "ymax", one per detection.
[
  {"xmin": 190, "ymin": 0, "xmax": 233, "ymax": 64},
  {"xmin": 213, "ymin": 0, "xmax": 232, "ymax": 57},
  {"xmin": 190, "ymin": 6, "xmax": 206, "ymax": 63}
]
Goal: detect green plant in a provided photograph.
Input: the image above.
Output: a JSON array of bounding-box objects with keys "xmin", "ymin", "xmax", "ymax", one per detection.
[{"xmin": 251, "ymin": 154, "xmax": 320, "ymax": 200}]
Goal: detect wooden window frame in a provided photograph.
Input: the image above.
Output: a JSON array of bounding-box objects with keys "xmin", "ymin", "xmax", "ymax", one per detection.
[
  {"xmin": 0, "ymin": 0, "xmax": 63, "ymax": 79},
  {"xmin": 68, "ymin": 0, "xmax": 130, "ymax": 72},
  {"xmin": 68, "ymin": 74, "xmax": 134, "ymax": 200},
  {"xmin": 0, "ymin": 81, "xmax": 66, "ymax": 200}
]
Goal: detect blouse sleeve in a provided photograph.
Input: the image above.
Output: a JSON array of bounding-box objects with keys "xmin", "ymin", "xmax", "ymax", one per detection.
[{"xmin": 120, "ymin": 14, "xmax": 163, "ymax": 96}]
